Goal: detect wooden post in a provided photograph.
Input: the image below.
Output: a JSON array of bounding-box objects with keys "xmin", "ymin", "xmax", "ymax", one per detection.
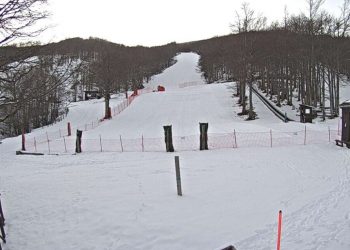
[
  {"xmin": 21, "ymin": 129, "xmax": 26, "ymax": 151},
  {"xmin": 67, "ymin": 122, "xmax": 71, "ymax": 136},
  {"xmin": 141, "ymin": 135, "xmax": 144, "ymax": 152},
  {"xmin": 75, "ymin": 130, "xmax": 82, "ymax": 153},
  {"xmin": 175, "ymin": 156, "xmax": 182, "ymax": 196},
  {"xmin": 328, "ymin": 126, "xmax": 331, "ymax": 142},
  {"xmin": 120, "ymin": 135, "xmax": 124, "ymax": 152},
  {"xmin": 63, "ymin": 136, "xmax": 67, "ymax": 153},
  {"xmin": 199, "ymin": 123, "xmax": 209, "ymax": 150},
  {"xmin": 108, "ymin": 107, "xmax": 112, "ymax": 118},
  {"xmin": 46, "ymin": 132, "xmax": 51, "ymax": 154},
  {"xmin": 277, "ymin": 210, "xmax": 282, "ymax": 250},
  {"xmin": 270, "ymin": 129, "xmax": 273, "ymax": 148},
  {"xmin": 304, "ymin": 126, "xmax": 307, "ymax": 145},
  {"xmin": 163, "ymin": 125, "xmax": 175, "ymax": 152},
  {"xmin": 99, "ymin": 135, "xmax": 103, "ymax": 152}
]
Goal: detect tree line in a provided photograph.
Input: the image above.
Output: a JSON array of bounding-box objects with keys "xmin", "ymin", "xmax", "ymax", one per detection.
[
  {"xmin": 183, "ymin": 0, "xmax": 350, "ymax": 120},
  {"xmin": 0, "ymin": 38, "xmax": 178, "ymax": 137}
]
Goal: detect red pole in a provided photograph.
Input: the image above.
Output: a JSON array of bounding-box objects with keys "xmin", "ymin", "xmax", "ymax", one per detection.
[
  {"xmin": 21, "ymin": 129, "xmax": 26, "ymax": 151},
  {"xmin": 67, "ymin": 122, "xmax": 71, "ymax": 136},
  {"xmin": 277, "ymin": 210, "xmax": 282, "ymax": 250}
]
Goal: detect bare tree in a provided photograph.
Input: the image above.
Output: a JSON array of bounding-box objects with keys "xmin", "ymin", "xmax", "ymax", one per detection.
[
  {"xmin": 0, "ymin": 0, "xmax": 48, "ymax": 126},
  {"xmin": 230, "ymin": 2, "xmax": 266, "ymax": 119},
  {"xmin": 0, "ymin": 0, "xmax": 48, "ymax": 45},
  {"xmin": 339, "ymin": 0, "xmax": 350, "ymax": 37}
]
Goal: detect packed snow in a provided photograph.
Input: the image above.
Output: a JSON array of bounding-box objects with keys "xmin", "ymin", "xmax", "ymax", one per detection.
[{"xmin": 0, "ymin": 52, "xmax": 349, "ymax": 250}]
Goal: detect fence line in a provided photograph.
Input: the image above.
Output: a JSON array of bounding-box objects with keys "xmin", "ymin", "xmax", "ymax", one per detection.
[
  {"xmin": 179, "ymin": 81, "xmax": 204, "ymax": 88},
  {"xmin": 25, "ymin": 129, "xmax": 341, "ymax": 154},
  {"xmin": 25, "ymin": 87, "xmax": 154, "ymax": 148}
]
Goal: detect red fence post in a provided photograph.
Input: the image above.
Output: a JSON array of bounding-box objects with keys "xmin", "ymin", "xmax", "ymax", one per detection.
[
  {"xmin": 21, "ymin": 129, "xmax": 26, "ymax": 151},
  {"xmin": 328, "ymin": 126, "xmax": 331, "ymax": 142},
  {"xmin": 270, "ymin": 129, "xmax": 273, "ymax": 148},
  {"xmin": 277, "ymin": 210, "xmax": 282, "ymax": 250},
  {"xmin": 304, "ymin": 126, "xmax": 307, "ymax": 145},
  {"xmin": 67, "ymin": 122, "xmax": 71, "ymax": 136}
]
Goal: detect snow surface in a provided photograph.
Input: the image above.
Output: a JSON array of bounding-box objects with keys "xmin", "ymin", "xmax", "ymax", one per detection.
[
  {"xmin": 147, "ymin": 53, "xmax": 205, "ymax": 90},
  {"xmin": 0, "ymin": 53, "xmax": 349, "ymax": 250}
]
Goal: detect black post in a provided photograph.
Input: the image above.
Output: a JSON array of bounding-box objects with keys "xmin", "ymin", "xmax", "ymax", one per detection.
[
  {"xmin": 199, "ymin": 123, "xmax": 208, "ymax": 150},
  {"xmin": 175, "ymin": 156, "xmax": 182, "ymax": 196},
  {"xmin": 163, "ymin": 125, "xmax": 174, "ymax": 152},
  {"xmin": 75, "ymin": 129, "xmax": 83, "ymax": 153},
  {"xmin": 0, "ymin": 195, "xmax": 4, "ymax": 224},
  {"xmin": 0, "ymin": 195, "xmax": 5, "ymax": 244}
]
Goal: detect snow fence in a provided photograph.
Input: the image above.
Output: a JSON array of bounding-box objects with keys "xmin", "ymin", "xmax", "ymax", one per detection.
[{"xmin": 24, "ymin": 128, "xmax": 340, "ymax": 154}]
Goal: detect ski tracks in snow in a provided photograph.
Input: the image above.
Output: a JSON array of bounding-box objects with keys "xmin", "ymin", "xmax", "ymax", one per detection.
[{"xmin": 236, "ymin": 150, "xmax": 350, "ymax": 250}]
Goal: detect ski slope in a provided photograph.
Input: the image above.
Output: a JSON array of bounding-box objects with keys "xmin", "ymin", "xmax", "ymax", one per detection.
[{"xmin": 0, "ymin": 53, "xmax": 349, "ymax": 250}]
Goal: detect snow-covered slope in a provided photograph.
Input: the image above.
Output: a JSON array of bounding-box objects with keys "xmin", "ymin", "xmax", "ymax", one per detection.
[
  {"xmin": 147, "ymin": 53, "xmax": 205, "ymax": 90},
  {"xmin": 0, "ymin": 53, "xmax": 349, "ymax": 250}
]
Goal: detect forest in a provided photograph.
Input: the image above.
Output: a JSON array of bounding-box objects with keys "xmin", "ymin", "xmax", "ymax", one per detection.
[
  {"xmin": 0, "ymin": 0, "xmax": 350, "ymax": 137},
  {"xmin": 186, "ymin": 1, "xmax": 350, "ymax": 120}
]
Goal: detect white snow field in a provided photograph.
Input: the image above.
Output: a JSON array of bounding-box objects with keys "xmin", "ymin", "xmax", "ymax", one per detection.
[{"xmin": 1, "ymin": 53, "xmax": 350, "ymax": 250}]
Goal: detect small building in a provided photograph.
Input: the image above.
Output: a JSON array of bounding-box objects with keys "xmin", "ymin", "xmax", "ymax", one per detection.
[
  {"xmin": 299, "ymin": 104, "xmax": 313, "ymax": 123},
  {"xmin": 84, "ymin": 90, "xmax": 101, "ymax": 101},
  {"xmin": 339, "ymin": 101, "xmax": 350, "ymax": 144}
]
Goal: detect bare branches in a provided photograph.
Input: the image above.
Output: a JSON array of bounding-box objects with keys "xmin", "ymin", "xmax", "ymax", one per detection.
[
  {"xmin": 230, "ymin": 2, "xmax": 267, "ymax": 34},
  {"xmin": 339, "ymin": 0, "xmax": 350, "ymax": 37},
  {"xmin": 0, "ymin": 0, "xmax": 48, "ymax": 45}
]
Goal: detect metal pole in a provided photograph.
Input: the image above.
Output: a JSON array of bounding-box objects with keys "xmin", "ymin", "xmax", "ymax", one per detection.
[
  {"xmin": 120, "ymin": 135, "xmax": 124, "ymax": 152},
  {"xmin": 46, "ymin": 132, "xmax": 51, "ymax": 154},
  {"xmin": 34, "ymin": 137, "xmax": 37, "ymax": 152},
  {"xmin": 63, "ymin": 136, "xmax": 67, "ymax": 153}
]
